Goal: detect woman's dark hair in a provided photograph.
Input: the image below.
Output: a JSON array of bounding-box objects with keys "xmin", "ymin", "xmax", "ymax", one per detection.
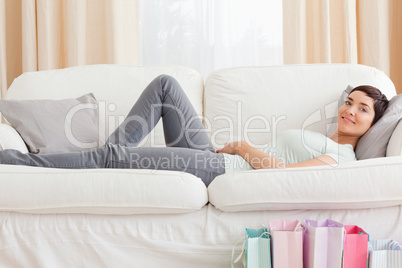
[{"xmin": 350, "ymin": 85, "xmax": 389, "ymax": 126}]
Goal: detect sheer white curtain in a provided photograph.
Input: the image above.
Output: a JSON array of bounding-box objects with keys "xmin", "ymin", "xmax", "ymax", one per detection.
[{"xmin": 139, "ymin": 0, "xmax": 283, "ymax": 78}]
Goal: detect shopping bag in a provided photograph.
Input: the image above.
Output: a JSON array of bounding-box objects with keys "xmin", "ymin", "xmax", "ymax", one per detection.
[
  {"xmin": 245, "ymin": 228, "xmax": 271, "ymax": 268},
  {"xmin": 369, "ymin": 239, "xmax": 402, "ymax": 268},
  {"xmin": 303, "ymin": 219, "xmax": 344, "ymax": 268},
  {"xmin": 231, "ymin": 228, "xmax": 271, "ymax": 268},
  {"xmin": 342, "ymin": 225, "xmax": 369, "ymax": 268},
  {"xmin": 269, "ymin": 219, "xmax": 303, "ymax": 268}
]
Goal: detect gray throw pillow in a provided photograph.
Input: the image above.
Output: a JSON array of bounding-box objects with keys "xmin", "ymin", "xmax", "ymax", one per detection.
[
  {"xmin": 0, "ymin": 93, "xmax": 99, "ymax": 154},
  {"xmin": 333, "ymin": 86, "xmax": 402, "ymax": 160}
]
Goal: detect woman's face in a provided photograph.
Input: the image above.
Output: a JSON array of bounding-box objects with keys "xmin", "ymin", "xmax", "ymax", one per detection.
[{"xmin": 337, "ymin": 90, "xmax": 375, "ymax": 137}]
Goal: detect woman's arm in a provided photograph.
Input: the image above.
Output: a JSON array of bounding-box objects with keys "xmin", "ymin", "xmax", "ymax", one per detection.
[
  {"xmin": 286, "ymin": 155, "xmax": 337, "ymax": 168},
  {"xmin": 216, "ymin": 141, "xmax": 337, "ymax": 169}
]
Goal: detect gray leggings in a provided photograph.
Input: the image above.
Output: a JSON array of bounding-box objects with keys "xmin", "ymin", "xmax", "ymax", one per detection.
[{"xmin": 0, "ymin": 75, "xmax": 226, "ymax": 186}]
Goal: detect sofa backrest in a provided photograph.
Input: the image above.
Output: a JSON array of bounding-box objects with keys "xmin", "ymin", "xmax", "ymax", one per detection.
[
  {"xmin": 6, "ymin": 64, "xmax": 397, "ymax": 151},
  {"xmin": 204, "ymin": 64, "xmax": 396, "ymax": 149},
  {"xmin": 6, "ymin": 65, "xmax": 204, "ymax": 147}
]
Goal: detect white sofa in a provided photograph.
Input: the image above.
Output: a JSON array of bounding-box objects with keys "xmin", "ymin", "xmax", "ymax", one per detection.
[{"xmin": 0, "ymin": 64, "xmax": 401, "ymax": 267}]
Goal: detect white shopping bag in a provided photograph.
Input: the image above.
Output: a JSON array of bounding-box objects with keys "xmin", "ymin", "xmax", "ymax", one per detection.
[
  {"xmin": 303, "ymin": 219, "xmax": 344, "ymax": 268},
  {"xmin": 369, "ymin": 239, "xmax": 402, "ymax": 268}
]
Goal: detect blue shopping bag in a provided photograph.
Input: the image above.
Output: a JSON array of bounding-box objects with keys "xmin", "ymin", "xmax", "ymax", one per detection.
[
  {"xmin": 244, "ymin": 228, "xmax": 271, "ymax": 268},
  {"xmin": 232, "ymin": 228, "xmax": 271, "ymax": 268}
]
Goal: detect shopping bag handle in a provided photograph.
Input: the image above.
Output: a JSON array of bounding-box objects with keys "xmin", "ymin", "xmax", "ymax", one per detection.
[
  {"xmin": 259, "ymin": 231, "xmax": 270, "ymax": 238},
  {"xmin": 231, "ymin": 236, "xmax": 246, "ymax": 268},
  {"xmin": 294, "ymin": 222, "xmax": 303, "ymax": 232},
  {"xmin": 390, "ymin": 241, "xmax": 402, "ymax": 250}
]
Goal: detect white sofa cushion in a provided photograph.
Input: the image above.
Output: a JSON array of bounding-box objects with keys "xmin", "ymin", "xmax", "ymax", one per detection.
[
  {"xmin": 0, "ymin": 165, "xmax": 208, "ymax": 214},
  {"xmin": 204, "ymin": 64, "xmax": 396, "ymax": 149},
  {"xmin": 0, "ymin": 124, "xmax": 28, "ymax": 153},
  {"xmin": 208, "ymin": 156, "xmax": 402, "ymax": 211},
  {"xmin": 387, "ymin": 120, "xmax": 402, "ymax": 157},
  {"xmin": 0, "ymin": 65, "xmax": 207, "ymax": 215},
  {"xmin": 7, "ymin": 64, "xmax": 204, "ymax": 148}
]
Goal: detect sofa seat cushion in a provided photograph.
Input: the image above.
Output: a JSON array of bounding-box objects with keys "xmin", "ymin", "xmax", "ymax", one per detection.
[
  {"xmin": 208, "ymin": 156, "xmax": 402, "ymax": 212},
  {"xmin": 0, "ymin": 165, "xmax": 208, "ymax": 214}
]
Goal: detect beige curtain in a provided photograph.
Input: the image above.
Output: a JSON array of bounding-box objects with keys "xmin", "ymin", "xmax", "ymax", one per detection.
[
  {"xmin": 0, "ymin": 0, "xmax": 139, "ymax": 99},
  {"xmin": 283, "ymin": 0, "xmax": 402, "ymax": 94}
]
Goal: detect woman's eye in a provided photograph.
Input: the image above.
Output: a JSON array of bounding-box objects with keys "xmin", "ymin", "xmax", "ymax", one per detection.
[
  {"xmin": 345, "ymin": 101, "xmax": 351, "ymax": 105},
  {"xmin": 361, "ymin": 108, "xmax": 367, "ymax": 113}
]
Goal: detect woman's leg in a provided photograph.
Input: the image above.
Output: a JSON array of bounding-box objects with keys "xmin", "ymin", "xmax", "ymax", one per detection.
[
  {"xmin": 0, "ymin": 145, "xmax": 225, "ymax": 186},
  {"xmin": 107, "ymin": 75, "xmax": 214, "ymax": 152},
  {"xmin": 107, "ymin": 144, "xmax": 225, "ymax": 186},
  {"xmin": 0, "ymin": 75, "xmax": 224, "ymax": 185}
]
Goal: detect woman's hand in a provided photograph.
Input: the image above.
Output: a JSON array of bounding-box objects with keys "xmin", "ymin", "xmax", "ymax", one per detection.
[{"xmin": 216, "ymin": 141, "xmax": 249, "ymax": 155}]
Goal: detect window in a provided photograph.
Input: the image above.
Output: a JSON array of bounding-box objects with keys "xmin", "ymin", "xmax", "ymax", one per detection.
[{"xmin": 140, "ymin": 0, "xmax": 283, "ymax": 77}]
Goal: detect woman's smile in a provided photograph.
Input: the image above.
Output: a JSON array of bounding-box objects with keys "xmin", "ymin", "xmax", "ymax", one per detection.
[{"xmin": 342, "ymin": 116, "xmax": 355, "ymax": 124}]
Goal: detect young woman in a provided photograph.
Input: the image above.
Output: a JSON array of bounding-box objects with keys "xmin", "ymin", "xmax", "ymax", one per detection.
[
  {"xmin": 0, "ymin": 75, "xmax": 389, "ymax": 186},
  {"xmin": 218, "ymin": 84, "xmax": 389, "ymax": 171}
]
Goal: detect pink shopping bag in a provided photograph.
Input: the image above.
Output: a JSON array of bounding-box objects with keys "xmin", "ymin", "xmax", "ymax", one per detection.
[
  {"xmin": 269, "ymin": 219, "xmax": 303, "ymax": 268},
  {"xmin": 303, "ymin": 219, "xmax": 344, "ymax": 268},
  {"xmin": 343, "ymin": 225, "xmax": 369, "ymax": 268}
]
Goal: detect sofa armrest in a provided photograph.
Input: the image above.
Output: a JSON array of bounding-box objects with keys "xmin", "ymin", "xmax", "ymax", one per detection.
[
  {"xmin": 0, "ymin": 123, "xmax": 29, "ymax": 153},
  {"xmin": 387, "ymin": 120, "xmax": 402, "ymax": 157}
]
